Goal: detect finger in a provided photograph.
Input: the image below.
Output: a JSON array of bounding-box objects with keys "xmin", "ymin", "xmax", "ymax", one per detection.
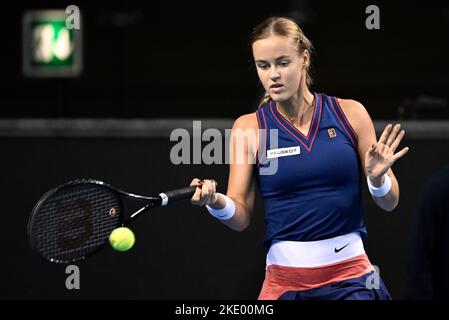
[
  {"xmin": 376, "ymin": 143, "xmax": 386, "ymax": 154},
  {"xmin": 205, "ymin": 179, "xmax": 218, "ymax": 205},
  {"xmin": 190, "ymin": 187, "xmax": 202, "ymax": 205},
  {"xmin": 210, "ymin": 179, "xmax": 218, "ymax": 191},
  {"xmin": 199, "ymin": 180, "xmax": 210, "ymax": 206},
  {"xmin": 390, "ymin": 130, "xmax": 405, "ymax": 153},
  {"xmin": 204, "ymin": 184, "xmax": 213, "ymax": 206},
  {"xmin": 190, "ymin": 178, "xmax": 203, "ymax": 204},
  {"xmin": 386, "ymin": 124, "xmax": 401, "ymax": 147},
  {"xmin": 378, "ymin": 123, "xmax": 393, "ymax": 145},
  {"xmin": 393, "ymin": 146, "xmax": 410, "ymax": 161},
  {"xmin": 210, "ymin": 180, "xmax": 217, "ymax": 204},
  {"xmin": 208, "ymin": 179, "xmax": 218, "ymax": 192},
  {"xmin": 203, "ymin": 180, "xmax": 214, "ymax": 196},
  {"xmin": 370, "ymin": 144, "xmax": 384, "ymax": 158},
  {"xmin": 190, "ymin": 178, "xmax": 202, "ymax": 187},
  {"xmin": 368, "ymin": 143, "xmax": 377, "ymax": 155},
  {"xmin": 192, "ymin": 187, "xmax": 202, "ymax": 204},
  {"xmin": 200, "ymin": 183, "xmax": 211, "ymax": 206}
]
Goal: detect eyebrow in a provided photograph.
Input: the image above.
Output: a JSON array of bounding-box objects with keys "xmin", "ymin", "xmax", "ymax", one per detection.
[{"xmin": 255, "ymin": 55, "xmax": 291, "ymax": 63}]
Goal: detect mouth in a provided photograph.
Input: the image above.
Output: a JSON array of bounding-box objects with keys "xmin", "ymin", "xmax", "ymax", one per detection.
[{"xmin": 270, "ymin": 84, "xmax": 284, "ymax": 93}]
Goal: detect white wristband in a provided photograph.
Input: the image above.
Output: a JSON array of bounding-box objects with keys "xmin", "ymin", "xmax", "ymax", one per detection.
[
  {"xmin": 367, "ymin": 174, "xmax": 392, "ymax": 197},
  {"xmin": 206, "ymin": 193, "xmax": 235, "ymax": 221}
]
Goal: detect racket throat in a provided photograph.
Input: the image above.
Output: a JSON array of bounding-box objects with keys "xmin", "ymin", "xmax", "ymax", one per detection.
[{"xmin": 125, "ymin": 204, "xmax": 152, "ymax": 225}]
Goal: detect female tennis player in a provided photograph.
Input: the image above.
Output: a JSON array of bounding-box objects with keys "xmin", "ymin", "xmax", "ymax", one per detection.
[{"xmin": 190, "ymin": 16, "xmax": 409, "ymax": 300}]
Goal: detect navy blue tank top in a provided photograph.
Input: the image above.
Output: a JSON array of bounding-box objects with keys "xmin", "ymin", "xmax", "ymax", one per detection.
[{"xmin": 255, "ymin": 92, "xmax": 367, "ymax": 249}]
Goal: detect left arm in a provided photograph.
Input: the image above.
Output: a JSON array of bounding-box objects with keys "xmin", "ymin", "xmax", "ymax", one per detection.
[{"xmin": 338, "ymin": 99, "xmax": 410, "ymax": 212}]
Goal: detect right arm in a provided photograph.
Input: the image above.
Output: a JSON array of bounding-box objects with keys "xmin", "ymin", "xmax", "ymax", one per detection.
[{"xmin": 190, "ymin": 113, "xmax": 259, "ymax": 231}]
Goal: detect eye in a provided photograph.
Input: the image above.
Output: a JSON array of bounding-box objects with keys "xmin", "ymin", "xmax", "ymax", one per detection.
[
  {"xmin": 279, "ymin": 61, "xmax": 290, "ymax": 67},
  {"xmin": 257, "ymin": 63, "xmax": 269, "ymax": 70}
]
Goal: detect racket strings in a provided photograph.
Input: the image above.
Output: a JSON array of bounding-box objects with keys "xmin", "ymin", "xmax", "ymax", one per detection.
[{"xmin": 30, "ymin": 184, "xmax": 121, "ymax": 263}]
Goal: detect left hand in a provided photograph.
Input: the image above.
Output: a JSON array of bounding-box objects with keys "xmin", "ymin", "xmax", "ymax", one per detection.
[{"xmin": 365, "ymin": 123, "xmax": 410, "ymax": 183}]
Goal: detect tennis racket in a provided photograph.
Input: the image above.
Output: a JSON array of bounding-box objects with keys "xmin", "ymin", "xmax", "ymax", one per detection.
[{"xmin": 28, "ymin": 179, "xmax": 198, "ymax": 264}]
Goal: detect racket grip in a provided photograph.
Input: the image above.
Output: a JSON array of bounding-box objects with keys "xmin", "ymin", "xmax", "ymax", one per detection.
[{"xmin": 159, "ymin": 186, "xmax": 197, "ymax": 206}]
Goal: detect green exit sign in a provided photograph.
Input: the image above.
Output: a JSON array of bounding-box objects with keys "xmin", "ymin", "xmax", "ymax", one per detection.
[{"xmin": 22, "ymin": 10, "xmax": 82, "ymax": 77}]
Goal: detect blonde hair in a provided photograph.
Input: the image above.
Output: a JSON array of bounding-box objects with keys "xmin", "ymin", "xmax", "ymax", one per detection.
[{"xmin": 251, "ymin": 17, "xmax": 314, "ymax": 108}]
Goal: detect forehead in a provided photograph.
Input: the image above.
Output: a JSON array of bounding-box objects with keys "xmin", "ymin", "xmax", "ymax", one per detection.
[{"xmin": 252, "ymin": 35, "xmax": 298, "ymax": 60}]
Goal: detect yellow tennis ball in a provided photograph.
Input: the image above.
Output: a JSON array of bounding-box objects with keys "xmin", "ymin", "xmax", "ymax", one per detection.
[{"xmin": 109, "ymin": 227, "xmax": 135, "ymax": 252}]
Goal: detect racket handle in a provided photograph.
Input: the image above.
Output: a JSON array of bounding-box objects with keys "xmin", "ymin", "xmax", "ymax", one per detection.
[{"xmin": 159, "ymin": 186, "xmax": 197, "ymax": 206}]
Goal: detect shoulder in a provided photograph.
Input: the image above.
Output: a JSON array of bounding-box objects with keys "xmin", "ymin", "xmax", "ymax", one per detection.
[
  {"xmin": 232, "ymin": 112, "xmax": 259, "ymax": 131},
  {"xmin": 231, "ymin": 112, "xmax": 259, "ymax": 153},
  {"xmin": 336, "ymin": 98, "xmax": 373, "ymax": 134}
]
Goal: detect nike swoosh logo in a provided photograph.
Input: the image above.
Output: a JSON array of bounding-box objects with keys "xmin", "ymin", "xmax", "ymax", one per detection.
[{"xmin": 334, "ymin": 242, "xmax": 350, "ymax": 253}]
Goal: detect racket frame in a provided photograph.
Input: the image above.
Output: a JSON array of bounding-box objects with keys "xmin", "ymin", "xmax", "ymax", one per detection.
[{"xmin": 27, "ymin": 179, "xmax": 193, "ymax": 264}]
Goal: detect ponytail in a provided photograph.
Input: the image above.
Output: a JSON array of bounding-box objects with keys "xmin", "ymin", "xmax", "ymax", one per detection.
[{"xmin": 258, "ymin": 92, "xmax": 272, "ymax": 109}]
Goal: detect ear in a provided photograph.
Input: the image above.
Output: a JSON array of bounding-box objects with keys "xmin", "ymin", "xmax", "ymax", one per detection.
[{"xmin": 302, "ymin": 49, "xmax": 310, "ymax": 68}]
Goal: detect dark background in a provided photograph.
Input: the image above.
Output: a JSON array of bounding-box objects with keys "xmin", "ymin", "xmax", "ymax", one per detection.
[
  {"xmin": 1, "ymin": 0, "xmax": 449, "ymax": 118},
  {"xmin": 1, "ymin": 0, "xmax": 449, "ymax": 300},
  {"xmin": 1, "ymin": 136, "xmax": 449, "ymax": 299}
]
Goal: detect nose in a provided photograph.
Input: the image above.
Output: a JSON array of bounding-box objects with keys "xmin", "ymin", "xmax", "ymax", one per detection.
[{"xmin": 269, "ymin": 66, "xmax": 280, "ymax": 81}]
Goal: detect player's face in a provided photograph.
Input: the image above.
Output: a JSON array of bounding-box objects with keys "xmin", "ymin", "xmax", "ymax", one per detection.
[{"xmin": 253, "ymin": 35, "xmax": 307, "ymax": 102}]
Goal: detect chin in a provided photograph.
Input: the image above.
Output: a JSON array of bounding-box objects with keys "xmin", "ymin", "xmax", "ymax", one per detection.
[{"xmin": 270, "ymin": 93, "xmax": 290, "ymax": 103}]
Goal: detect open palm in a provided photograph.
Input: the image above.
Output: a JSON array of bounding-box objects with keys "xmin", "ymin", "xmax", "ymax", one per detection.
[{"xmin": 365, "ymin": 124, "xmax": 410, "ymax": 179}]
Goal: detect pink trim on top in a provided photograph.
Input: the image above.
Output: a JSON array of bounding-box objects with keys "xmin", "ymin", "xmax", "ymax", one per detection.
[
  {"xmin": 308, "ymin": 95, "xmax": 322, "ymax": 151},
  {"xmin": 333, "ymin": 97, "xmax": 358, "ymax": 142},
  {"xmin": 271, "ymin": 93, "xmax": 318, "ymax": 139},
  {"xmin": 260, "ymin": 108, "xmax": 268, "ymax": 165},
  {"xmin": 328, "ymin": 97, "xmax": 357, "ymax": 147},
  {"xmin": 255, "ymin": 111, "xmax": 262, "ymax": 166},
  {"xmin": 270, "ymin": 103, "xmax": 308, "ymax": 150},
  {"xmin": 269, "ymin": 93, "xmax": 322, "ymax": 152}
]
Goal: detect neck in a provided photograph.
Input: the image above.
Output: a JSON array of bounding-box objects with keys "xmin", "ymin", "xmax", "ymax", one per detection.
[{"xmin": 276, "ymin": 84, "xmax": 314, "ymax": 122}]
